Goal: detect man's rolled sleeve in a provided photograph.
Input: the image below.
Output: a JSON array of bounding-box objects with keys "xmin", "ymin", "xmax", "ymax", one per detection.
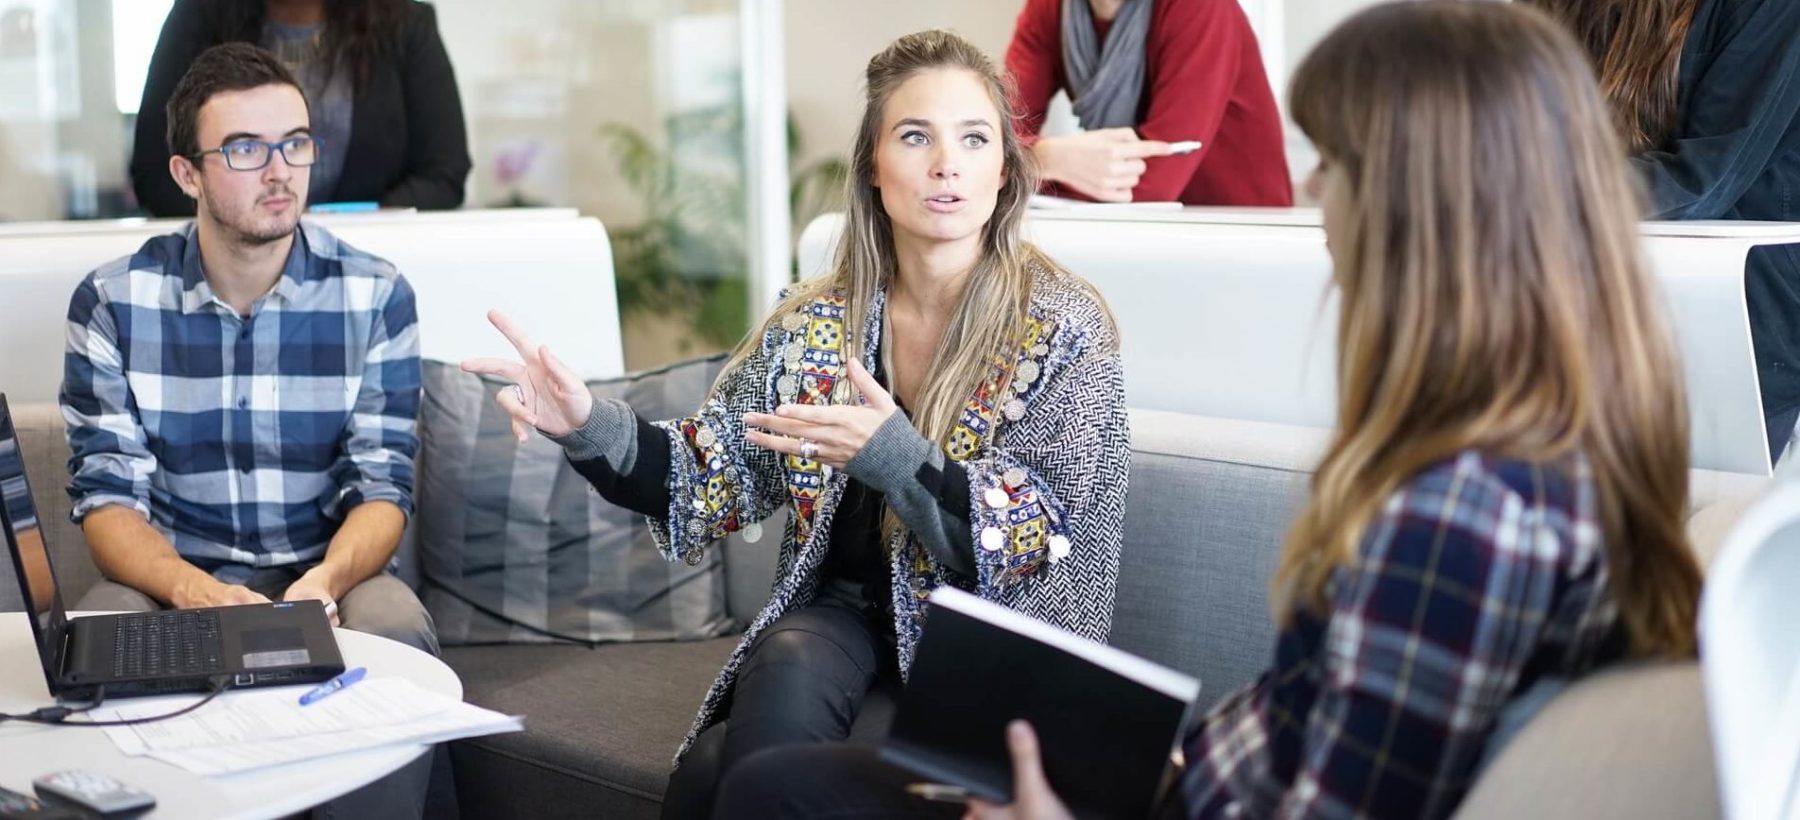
[
  {"xmin": 326, "ymin": 275, "xmax": 421, "ymax": 519},
  {"xmin": 61, "ymin": 276, "xmax": 157, "ymax": 523}
]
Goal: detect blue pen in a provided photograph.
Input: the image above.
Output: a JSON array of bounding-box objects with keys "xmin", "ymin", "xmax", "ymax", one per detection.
[{"xmin": 299, "ymin": 666, "xmax": 367, "ymax": 705}]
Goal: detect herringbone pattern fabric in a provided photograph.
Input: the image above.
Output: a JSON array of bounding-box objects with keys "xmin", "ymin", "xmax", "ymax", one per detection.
[{"xmin": 649, "ymin": 262, "xmax": 1131, "ymax": 765}]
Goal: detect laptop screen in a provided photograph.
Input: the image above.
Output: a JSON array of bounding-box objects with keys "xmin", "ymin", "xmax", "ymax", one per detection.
[{"xmin": 0, "ymin": 394, "xmax": 71, "ymax": 689}]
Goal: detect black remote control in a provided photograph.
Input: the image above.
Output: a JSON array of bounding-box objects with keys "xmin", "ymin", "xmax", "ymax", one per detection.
[{"xmin": 31, "ymin": 771, "xmax": 154, "ymax": 818}]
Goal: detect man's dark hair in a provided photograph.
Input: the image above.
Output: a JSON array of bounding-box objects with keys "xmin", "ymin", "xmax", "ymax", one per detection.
[{"xmin": 165, "ymin": 42, "xmax": 309, "ymax": 160}]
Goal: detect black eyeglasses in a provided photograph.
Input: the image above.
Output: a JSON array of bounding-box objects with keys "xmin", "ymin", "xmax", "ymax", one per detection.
[{"xmin": 192, "ymin": 136, "xmax": 319, "ymax": 171}]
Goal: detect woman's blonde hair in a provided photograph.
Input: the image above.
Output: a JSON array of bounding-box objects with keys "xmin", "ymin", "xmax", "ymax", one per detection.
[
  {"xmin": 1284, "ymin": 1, "xmax": 1701, "ymax": 657},
  {"xmin": 719, "ymin": 30, "xmax": 1083, "ymax": 540}
]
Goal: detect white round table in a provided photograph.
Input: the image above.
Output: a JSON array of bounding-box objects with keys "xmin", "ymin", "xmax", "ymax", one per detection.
[{"xmin": 0, "ymin": 612, "xmax": 460, "ymax": 819}]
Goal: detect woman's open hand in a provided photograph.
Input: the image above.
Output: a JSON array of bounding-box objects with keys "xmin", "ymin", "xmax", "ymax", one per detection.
[
  {"xmin": 460, "ymin": 310, "xmax": 593, "ymax": 441},
  {"xmin": 745, "ymin": 358, "xmax": 897, "ymax": 469}
]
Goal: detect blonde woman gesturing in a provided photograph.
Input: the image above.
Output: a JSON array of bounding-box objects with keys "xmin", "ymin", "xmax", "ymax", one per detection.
[{"xmin": 462, "ymin": 29, "xmax": 1128, "ymax": 820}]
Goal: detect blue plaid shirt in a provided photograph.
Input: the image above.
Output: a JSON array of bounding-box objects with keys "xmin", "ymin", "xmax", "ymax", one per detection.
[
  {"xmin": 61, "ymin": 222, "xmax": 420, "ymax": 581},
  {"xmin": 1182, "ymin": 452, "xmax": 1625, "ymax": 819}
]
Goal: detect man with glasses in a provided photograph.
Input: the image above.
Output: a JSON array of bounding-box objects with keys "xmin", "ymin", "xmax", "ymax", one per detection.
[
  {"xmin": 59, "ymin": 42, "xmax": 434, "ymax": 814},
  {"xmin": 61, "ymin": 40, "xmax": 434, "ymax": 673}
]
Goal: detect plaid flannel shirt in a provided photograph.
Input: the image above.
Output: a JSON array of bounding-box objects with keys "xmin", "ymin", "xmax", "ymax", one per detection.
[
  {"xmin": 1182, "ymin": 451, "xmax": 1625, "ymax": 819},
  {"xmin": 61, "ymin": 222, "xmax": 420, "ymax": 582}
]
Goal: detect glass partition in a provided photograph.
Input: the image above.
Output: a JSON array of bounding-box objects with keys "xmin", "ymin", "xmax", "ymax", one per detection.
[{"xmin": 0, "ymin": 0, "xmax": 1357, "ymax": 362}]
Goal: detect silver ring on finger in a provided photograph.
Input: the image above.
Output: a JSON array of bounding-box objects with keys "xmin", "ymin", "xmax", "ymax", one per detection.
[{"xmin": 799, "ymin": 438, "xmax": 819, "ymax": 460}]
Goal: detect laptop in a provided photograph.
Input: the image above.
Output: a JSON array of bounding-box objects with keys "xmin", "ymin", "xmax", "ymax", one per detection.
[{"xmin": 0, "ymin": 394, "xmax": 344, "ymax": 701}]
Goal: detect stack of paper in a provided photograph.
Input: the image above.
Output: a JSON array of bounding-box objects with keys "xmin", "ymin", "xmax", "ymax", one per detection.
[{"xmin": 91, "ymin": 677, "xmax": 522, "ymax": 776}]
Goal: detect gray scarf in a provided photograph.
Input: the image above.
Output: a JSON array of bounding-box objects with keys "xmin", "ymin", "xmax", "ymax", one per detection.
[{"xmin": 1060, "ymin": 0, "xmax": 1156, "ymax": 130}]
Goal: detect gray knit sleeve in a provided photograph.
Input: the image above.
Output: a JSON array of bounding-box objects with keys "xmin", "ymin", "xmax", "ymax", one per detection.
[{"xmin": 548, "ymin": 396, "xmax": 639, "ymax": 471}]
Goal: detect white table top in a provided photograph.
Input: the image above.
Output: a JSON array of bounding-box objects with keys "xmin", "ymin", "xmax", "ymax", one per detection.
[{"xmin": 0, "ymin": 612, "xmax": 461, "ymax": 820}]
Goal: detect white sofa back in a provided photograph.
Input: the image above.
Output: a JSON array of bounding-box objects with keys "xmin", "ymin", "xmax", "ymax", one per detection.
[
  {"xmin": 0, "ymin": 209, "xmax": 625, "ymax": 405},
  {"xmin": 798, "ymin": 209, "xmax": 1800, "ymax": 477}
]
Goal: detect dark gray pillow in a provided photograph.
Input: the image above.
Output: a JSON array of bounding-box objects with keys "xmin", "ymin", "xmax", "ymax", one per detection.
[{"xmin": 417, "ymin": 355, "xmax": 737, "ymax": 645}]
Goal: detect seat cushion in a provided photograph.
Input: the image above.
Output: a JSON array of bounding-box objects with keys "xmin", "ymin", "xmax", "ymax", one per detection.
[{"xmin": 443, "ymin": 638, "xmax": 737, "ymax": 819}]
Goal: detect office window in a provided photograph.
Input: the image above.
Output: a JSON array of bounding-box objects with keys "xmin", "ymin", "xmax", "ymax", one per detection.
[{"xmin": 112, "ymin": 0, "xmax": 173, "ymax": 114}]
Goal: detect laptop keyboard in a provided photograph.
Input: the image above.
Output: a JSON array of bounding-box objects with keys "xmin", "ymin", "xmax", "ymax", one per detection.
[{"xmin": 111, "ymin": 610, "xmax": 224, "ymax": 679}]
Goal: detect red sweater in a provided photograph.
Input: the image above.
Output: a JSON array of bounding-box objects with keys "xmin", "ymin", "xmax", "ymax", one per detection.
[{"xmin": 1005, "ymin": 0, "xmax": 1293, "ymax": 206}]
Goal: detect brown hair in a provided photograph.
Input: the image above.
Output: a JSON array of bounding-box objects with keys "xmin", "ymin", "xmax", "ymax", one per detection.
[
  {"xmin": 166, "ymin": 42, "xmax": 308, "ymax": 159},
  {"xmin": 1286, "ymin": 1, "xmax": 1701, "ymax": 657},
  {"xmin": 1522, "ymin": 0, "xmax": 1700, "ymax": 152}
]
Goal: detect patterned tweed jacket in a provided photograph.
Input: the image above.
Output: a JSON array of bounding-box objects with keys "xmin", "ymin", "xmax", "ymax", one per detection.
[{"xmin": 647, "ymin": 262, "xmax": 1131, "ymax": 763}]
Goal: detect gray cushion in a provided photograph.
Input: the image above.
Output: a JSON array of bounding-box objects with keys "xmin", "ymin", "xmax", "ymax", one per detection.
[
  {"xmin": 443, "ymin": 638, "xmax": 738, "ymax": 819},
  {"xmin": 416, "ymin": 357, "xmax": 736, "ymax": 645},
  {"xmin": 1455, "ymin": 662, "xmax": 1720, "ymax": 819},
  {"xmin": 1, "ymin": 401, "xmax": 94, "ymax": 612},
  {"xmin": 1111, "ymin": 410, "xmax": 1313, "ymax": 705}
]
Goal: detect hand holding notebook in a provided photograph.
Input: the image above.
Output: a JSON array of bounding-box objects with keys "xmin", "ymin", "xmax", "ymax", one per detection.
[
  {"xmin": 880, "ymin": 587, "xmax": 1200, "ymax": 819},
  {"xmin": 962, "ymin": 721, "xmax": 1075, "ymax": 820}
]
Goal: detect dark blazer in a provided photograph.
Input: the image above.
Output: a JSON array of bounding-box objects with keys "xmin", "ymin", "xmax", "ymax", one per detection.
[
  {"xmin": 130, "ymin": 0, "xmax": 471, "ymax": 216},
  {"xmin": 1638, "ymin": 0, "xmax": 1800, "ymax": 460}
]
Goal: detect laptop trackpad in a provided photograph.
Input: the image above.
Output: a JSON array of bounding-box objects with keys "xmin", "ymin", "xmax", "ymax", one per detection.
[{"xmin": 241, "ymin": 628, "xmax": 310, "ymax": 669}]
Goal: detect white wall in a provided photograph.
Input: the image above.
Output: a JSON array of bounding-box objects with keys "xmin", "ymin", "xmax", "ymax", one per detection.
[
  {"xmin": 783, "ymin": 0, "xmax": 1018, "ymax": 174},
  {"xmin": 1280, "ymin": 0, "xmax": 1384, "ymax": 185},
  {"xmin": 431, "ymin": 1, "xmax": 666, "ymax": 228}
]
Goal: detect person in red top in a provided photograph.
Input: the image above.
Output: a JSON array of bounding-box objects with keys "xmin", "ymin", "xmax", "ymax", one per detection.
[{"xmin": 1006, "ymin": 0, "xmax": 1293, "ymax": 205}]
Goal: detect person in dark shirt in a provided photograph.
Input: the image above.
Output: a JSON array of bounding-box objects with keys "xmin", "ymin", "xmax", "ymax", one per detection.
[
  {"xmin": 708, "ymin": 4, "xmax": 1702, "ymax": 818},
  {"xmin": 1526, "ymin": 0, "xmax": 1800, "ymax": 464},
  {"xmin": 130, "ymin": 0, "xmax": 470, "ymax": 216},
  {"xmin": 463, "ymin": 30, "xmax": 1131, "ymax": 820}
]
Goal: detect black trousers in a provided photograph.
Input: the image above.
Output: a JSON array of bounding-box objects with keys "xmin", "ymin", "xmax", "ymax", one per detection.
[
  {"xmin": 714, "ymin": 743, "xmax": 962, "ymax": 820},
  {"xmin": 663, "ymin": 588, "xmax": 901, "ymax": 820},
  {"xmin": 711, "ymin": 745, "xmax": 1199, "ymax": 820}
]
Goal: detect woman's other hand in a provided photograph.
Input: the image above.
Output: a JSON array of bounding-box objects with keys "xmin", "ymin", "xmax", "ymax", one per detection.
[{"xmin": 746, "ymin": 358, "xmax": 898, "ymax": 469}]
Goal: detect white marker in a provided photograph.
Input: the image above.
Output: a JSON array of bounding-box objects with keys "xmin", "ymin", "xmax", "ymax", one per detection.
[{"xmin": 1167, "ymin": 140, "xmax": 1204, "ymax": 155}]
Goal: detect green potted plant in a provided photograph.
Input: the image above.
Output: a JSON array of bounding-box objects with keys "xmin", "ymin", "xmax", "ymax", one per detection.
[{"xmin": 602, "ymin": 108, "xmax": 847, "ymax": 357}]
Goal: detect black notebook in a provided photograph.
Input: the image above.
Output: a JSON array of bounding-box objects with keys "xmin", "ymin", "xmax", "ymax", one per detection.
[{"xmin": 881, "ymin": 587, "xmax": 1201, "ymax": 819}]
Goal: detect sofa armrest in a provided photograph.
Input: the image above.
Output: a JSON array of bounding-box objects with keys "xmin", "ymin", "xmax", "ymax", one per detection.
[{"xmin": 1455, "ymin": 662, "xmax": 1719, "ymax": 819}]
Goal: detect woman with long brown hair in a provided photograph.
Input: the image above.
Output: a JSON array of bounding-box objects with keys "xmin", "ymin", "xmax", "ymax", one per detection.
[
  {"xmin": 1523, "ymin": 0, "xmax": 1800, "ymax": 466},
  {"xmin": 713, "ymin": 3, "xmax": 1704, "ymax": 818},
  {"xmin": 464, "ymin": 29, "xmax": 1129, "ymax": 820},
  {"xmin": 1179, "ymin": 4, "xmax": 1704, "ymax": 814}
]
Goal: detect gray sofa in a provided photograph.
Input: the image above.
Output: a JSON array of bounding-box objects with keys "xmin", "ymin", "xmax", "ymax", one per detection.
[{"xmin": 6, "ymin": 400, "xmax": 1725, "ymax": 819}]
